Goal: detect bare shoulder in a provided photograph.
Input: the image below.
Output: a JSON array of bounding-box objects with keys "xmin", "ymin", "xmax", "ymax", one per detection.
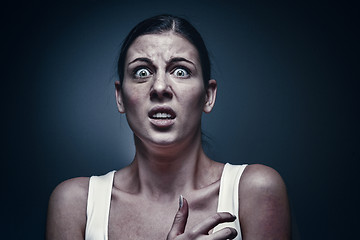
[
  {"xmin": 50, "ymin": 177, "xmax": 89, "ymax": 202},
  {"xmin": 239, "ymin": 164, "xmax": 291, "ymax": 240},
  {"xmin": 46, "ymin": 177, "xmax": 89, "ymax": 240},
  {"xmin": 240, "ymin": 164, "xmax": 286, "ymax": 192}
]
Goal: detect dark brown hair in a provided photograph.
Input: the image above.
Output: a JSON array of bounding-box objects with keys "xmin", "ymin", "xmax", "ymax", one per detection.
[{"xmin": 117, "ymin": 14, "xmax": 211, "ymax": 87}]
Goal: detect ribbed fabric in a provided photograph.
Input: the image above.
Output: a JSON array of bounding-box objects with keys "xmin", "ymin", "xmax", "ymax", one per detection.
[
  {"xmin": 213, "ymin": 163, "xmax": 247, "ymax": 240},
  {"xmin": 85, "ymin": 164, "xmax": 247, "ymax": 239},
  {"xmin": 85, "ymin": 170, "xmax": 115, "ymax": 240}
]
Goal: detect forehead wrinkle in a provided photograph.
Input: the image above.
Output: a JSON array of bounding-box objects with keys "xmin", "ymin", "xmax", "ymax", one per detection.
[{"xmin": 126, "ymin": 33, "xmax": 200, "ymax": 66}]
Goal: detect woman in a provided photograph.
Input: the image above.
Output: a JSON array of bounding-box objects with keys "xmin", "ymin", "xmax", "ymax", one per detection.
[{"xmin": 46, "ymin": 14, "xmax": 291, "ymax": 240}]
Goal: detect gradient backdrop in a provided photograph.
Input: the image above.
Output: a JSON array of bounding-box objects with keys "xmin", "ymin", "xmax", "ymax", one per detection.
[{"xmin": 3, "ymin": 0, "xmax": 359, "ymax": 239}]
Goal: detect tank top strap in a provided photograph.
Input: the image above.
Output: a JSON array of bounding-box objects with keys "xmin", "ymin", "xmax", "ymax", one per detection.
[
  {"xmin": 213, "ymin": 163, "xmax": 247, "ymax": 239},
  {"xmin": 85, "ymin": 170, "xmax": 116, "ymax": 240}
]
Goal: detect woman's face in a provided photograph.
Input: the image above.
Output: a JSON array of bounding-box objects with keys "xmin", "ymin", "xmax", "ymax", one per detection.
[{"xmin": 115, "ymin": 32, "xmax": 217, "ymax": 147}]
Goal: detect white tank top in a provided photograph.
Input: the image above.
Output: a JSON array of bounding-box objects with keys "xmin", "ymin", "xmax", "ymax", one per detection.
[{"xmin": 85, "ymin": 163, "xmax": 247, "ymax": 240}]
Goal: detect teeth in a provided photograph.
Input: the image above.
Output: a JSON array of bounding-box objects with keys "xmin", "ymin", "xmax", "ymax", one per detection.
[{"xmin": 152, "ymin": 113, "xmax": 172, "ymax": 119}]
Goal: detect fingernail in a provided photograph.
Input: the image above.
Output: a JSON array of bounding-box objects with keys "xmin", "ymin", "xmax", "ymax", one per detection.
[{"xmin": 178, "ymin": 195, "xmax": 184, "ymax": 210}]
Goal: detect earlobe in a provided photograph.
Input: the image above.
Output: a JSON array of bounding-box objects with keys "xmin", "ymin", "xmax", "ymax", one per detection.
[
  {"xmin": 115, "ymin": 81, "xmax": 125, "ymax": 113},
  {"xmin": 203, "ymin": 79, "xmax": 217, "ymax": 113}
]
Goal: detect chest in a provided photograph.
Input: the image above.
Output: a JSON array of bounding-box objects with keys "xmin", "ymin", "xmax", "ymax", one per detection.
[{"xmin": 108, "ymin": 194, "xmax": 219, "ymax": 240}]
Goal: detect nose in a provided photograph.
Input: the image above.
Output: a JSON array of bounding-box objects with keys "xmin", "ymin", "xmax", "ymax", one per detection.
[{"xmin": 150, "ymin": 74, "xmax": 173, "ymax": 100}]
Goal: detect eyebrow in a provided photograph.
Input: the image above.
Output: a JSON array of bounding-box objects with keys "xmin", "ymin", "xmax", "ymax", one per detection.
[
  {"xmin": 167, "ymin": 57, "xmax": 196, "ymax": 67},
  {"xmin": 128, "ymin": 57, "xmax": 152, "ymax": 66},
  {"xmin": 128, "ymin": 57, "xmax": 196, "ymax": 67}
]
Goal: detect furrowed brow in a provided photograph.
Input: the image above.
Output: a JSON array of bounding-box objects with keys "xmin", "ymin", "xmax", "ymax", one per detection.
[
  {"xmin": 168, "ymin": 57, "xmax": 196, "ymax": 67},
  {"xmin": 128, "ymin": 57, "xmax": 152, "ymax": 65}
]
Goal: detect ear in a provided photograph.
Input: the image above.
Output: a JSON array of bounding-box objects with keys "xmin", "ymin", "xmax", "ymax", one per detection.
[
  {"xmin": 115, "ymin": 81, "xmax": 126, "ymax": 113},
  {"xmin": 203, "ymin": 79, "xmax": 217, "ymax": 113}
]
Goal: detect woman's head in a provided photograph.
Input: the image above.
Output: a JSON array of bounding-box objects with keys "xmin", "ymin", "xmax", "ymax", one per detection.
[
  {"xmin": 117, "ymin": 14, "xmax": 211, "ymax": 88},
  {"xmin": 115, "ymin": 15, "xmax": 217, "ymax": 147}
]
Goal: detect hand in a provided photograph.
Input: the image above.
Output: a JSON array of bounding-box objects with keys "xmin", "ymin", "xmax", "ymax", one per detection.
[{"xmin": 167, "ymin": 196, "xmax": 238, "ymax": 240}]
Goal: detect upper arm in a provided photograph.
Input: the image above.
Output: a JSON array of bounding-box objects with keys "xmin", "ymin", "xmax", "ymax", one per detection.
[
  {"xmin": 46, "ymin": 177, "xmax": 89, "ymax": 240},
  {"xmin": 239, "ymin": 164, "xmax": 291, "ymax": 240}
]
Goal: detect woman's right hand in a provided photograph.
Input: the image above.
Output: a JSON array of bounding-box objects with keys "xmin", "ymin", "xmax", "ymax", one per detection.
[{"xmin": 166, "ymin": 196, "xmax": 238, "ymax": 240}]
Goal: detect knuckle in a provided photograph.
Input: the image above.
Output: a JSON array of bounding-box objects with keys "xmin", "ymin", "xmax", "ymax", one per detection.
[
  {"xmin": 167, "ymin": 231, "xmax": 176, "ymax": 240},
  {"xmin": 224, "ymin": 227, "xmax": 232, "ymax": 235},
  {"xmin": 187, "ymin": 229, "xmax": 197, "ymax": 239},
  {"xmin": 173, "ymin": 212, "xmax": 183, "ymax": 223},
  {"xmin": 224, "ymin": 227, "xmax": 237, "ymax": 238},
  {"xmin": 197, "ymin": 236, "xmax": 208, "ymax": 240},
  {"xmin": 212, "ymin": 213, "xmax": 222, "ymax": 222},
  {"xmin": 182, "ymin": 231, "xmax": 194, "ymax": 239}
]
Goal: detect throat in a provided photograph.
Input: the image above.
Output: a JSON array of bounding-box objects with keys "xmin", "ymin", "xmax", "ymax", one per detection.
[
  {"xmin": 131, "ymin": 133, "xmax": 218, "ymax": 197},
  {"xmin": 139, "ymin": 159, "xmax": 195, "ymax": 198}
]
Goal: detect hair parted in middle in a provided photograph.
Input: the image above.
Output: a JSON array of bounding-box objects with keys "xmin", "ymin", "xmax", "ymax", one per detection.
[{"xmin": 117, "ymin": 14, "xmax": 212, "ymax": 88}]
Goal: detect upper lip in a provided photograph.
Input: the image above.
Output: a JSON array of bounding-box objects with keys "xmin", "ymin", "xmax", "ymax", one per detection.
[{"xmin": 148, "ymin": 106, "xmax": 176, "ymax": 119}]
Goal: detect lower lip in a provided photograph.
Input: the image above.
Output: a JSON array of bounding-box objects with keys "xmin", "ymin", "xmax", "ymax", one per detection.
[{"xmin": 149, "ymin": 118, "xmax": 175, "ymax": 128}]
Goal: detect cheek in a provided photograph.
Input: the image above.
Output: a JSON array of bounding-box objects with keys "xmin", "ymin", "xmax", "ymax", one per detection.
[
  {"xmin": 122, "ymin": 87, "xmax": 145, "ymax": 109},
  {"xmin": 122, "ymin": 89, "xmax": 146, "ymax": 131},
  {"xmin": 180, "ymin": 86, "xmax": 206, "ymax": 110}
]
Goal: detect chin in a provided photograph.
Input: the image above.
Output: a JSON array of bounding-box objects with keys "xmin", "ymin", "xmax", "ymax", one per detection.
[
  {"xmin": 134, "ymin": 127, "xmax": 198, "ymax": 149},
  {"xmin": 143, "ymin": 131, "xmax": 188, "ymax": 148},
  {"xmin": 149, "ymin": 135, "xmax": 178, "ymax": 147}
]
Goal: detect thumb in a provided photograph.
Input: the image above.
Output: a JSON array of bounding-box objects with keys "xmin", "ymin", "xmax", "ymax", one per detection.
[{"xmin": 167, "ymin": 195, "xmax": 189, "ymax": 240}]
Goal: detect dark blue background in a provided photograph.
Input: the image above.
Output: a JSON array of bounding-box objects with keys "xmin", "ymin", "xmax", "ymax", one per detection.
[{"xmin": 3, "ymin": 0, "xmax": 359, "ymax": 239}]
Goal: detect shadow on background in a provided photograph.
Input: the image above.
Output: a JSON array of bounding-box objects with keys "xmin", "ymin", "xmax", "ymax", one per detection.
[{"xmin": 3, "ymin": 0, "xmax": 359, "ymax": 239}]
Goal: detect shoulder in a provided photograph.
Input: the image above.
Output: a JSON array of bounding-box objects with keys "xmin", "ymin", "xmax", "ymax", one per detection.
[
  {"xmin": 240, "ymin": 164, "xmax": 286, "ymax": 192},
  {"xmin": 51, "ymin": 177, "xmax": 89, "ymax": 200},
  {"xmin": 239, "ymin": 164, "xmax": 291, "ymax": 239},
  {"xmin": 46, "ymin": 177, "xmax": 89, "ymax": 240},
  {"xmin": 48, "ymin": 177, "xmax": 90, "ymax": 211},
  {"xmin": 239, "ymin": 164, "xmax": 288, "ymax": 206}
]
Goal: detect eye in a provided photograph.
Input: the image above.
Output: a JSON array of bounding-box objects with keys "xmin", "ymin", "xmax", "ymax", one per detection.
[
  {"xmin": 134, "ymin": 68, "xmax": 151, "ymax": 78},
  {"xmin": 173, "ymin": 68, "xmax": 190, "ymax": 78}
]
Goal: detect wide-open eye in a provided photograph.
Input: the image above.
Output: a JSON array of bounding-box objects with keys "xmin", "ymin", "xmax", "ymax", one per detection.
[
  {"xmin": 134, "ymin": 68, "xmax": 151, "ymax": 78},
  {"xmin": 173, "ymin": 68, "xmax": 190, "ymax": 78}
]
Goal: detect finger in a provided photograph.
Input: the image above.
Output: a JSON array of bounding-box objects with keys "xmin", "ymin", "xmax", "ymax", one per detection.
[
  {"xmin": 191, "ymin": 212, "xmax": 236, "ymax": 235},
  {"xmin": 167, "ymin": 196, "xmax": 189, "ymax": 240},
  {"xmin": 211, "ymin": 227, "xmax": 238, "ymax": 240}
]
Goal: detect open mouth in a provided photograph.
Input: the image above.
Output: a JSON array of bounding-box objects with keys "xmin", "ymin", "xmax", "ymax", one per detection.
[
  {"xmin": 150, "ymin": 112, "xmax": 175, "ymax": 119},
  {"xmin": 148, "ymin": 107, "xmax": 176, "ymax": 120},
  {"xmin": 148, "ymin": 106, "xmax": 176, "ymax": 128}
]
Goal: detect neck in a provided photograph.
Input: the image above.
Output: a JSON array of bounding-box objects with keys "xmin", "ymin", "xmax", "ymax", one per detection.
[{"xmin": 129, "ymin": 131, "xmax": 212, "ymax": 202}]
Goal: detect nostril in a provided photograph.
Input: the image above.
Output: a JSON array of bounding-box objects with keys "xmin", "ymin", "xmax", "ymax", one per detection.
[
  {"xmin": 163, "ymin": 91, "xmax": 173, "ymax": 99},
  {"xmin": 150, "ymin": 90, "xmax": 158, "ymax": 99},
  {"xmin": 150, "ymin": 87, "xmax": 173, "ymax": 100}
]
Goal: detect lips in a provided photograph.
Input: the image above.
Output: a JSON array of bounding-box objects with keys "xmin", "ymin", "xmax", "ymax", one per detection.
[
  {"xmin": 148, "ymin": 106, "xmax": 176, "ymax": 128},
  {"xmin": 148, "ymin": 106, "xmax": 176, "ymax": 119}
]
